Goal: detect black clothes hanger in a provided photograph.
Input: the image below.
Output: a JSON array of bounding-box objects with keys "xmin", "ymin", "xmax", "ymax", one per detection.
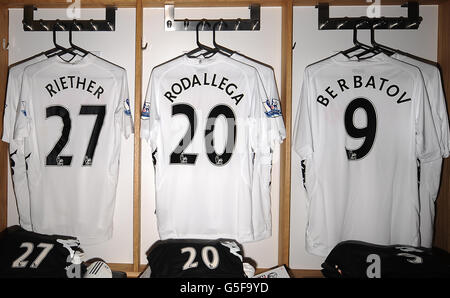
[
  {"xmin": 43, "ymin": 47, "xmax": 61, "ymax": 57},
  {"xmin": 341, "ymin": 21, "xmax": 374, "ymax": 58},
  {"xmin": 186, "ymin": 20, "xmax": 218, "ymax": 58},
  {"xmin": 69, "ymin": 22, "xmax": 89, "ymax": 57},
  {"xmin": 355, "ymin": 23, "xmax": 396, "ymax": 59},
  {"xmin": 369, "ymin": 22, "xmax": 397, "ymax": 56},
  {"xmin": 43, "ymin": 23, "xmax": 68, "ymax": 57},
  {"xmin": 47, "ymin": 23, "xmax": 77, "ymax": 60},
  {"xmin": 40, "ymin": 22, "xmax": 65, "ymax": 57},
  {"xmin": 354, "ymin": 27, "xmax": 383, "ymax": 59},
  {"xmin": 212, "ymin": 20, "xmax": 234, "ymax": 57}
]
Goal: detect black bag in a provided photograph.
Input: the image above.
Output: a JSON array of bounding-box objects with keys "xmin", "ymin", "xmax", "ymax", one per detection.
[
  {"xmin": 321, "ymin": 240, "xmax": 450, "ymax": 278},
  {"xmin": 0, "ymin": 225, "xmax": 83, "ymax": 278},
  {"xmin": 146, "ymin": 239, "xmax": 247, "ymax": 278}
]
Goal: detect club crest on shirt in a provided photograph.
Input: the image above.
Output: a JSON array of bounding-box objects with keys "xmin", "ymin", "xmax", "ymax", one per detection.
[
  {"xmin": 56, "ymin": 156, "xmax": 64, "ymax": 166},
  {"xmin": 264, "ymin": 98, "xmax": 282, "ymax": 118},
  {"xmin": 347, "ymin": 150, "xmax": 358, "ymax": 161},
  {"xmin": 20, "ymin": 101, "xmax": 27, "ymax": 116},
  {"xmin": 141, "ymin": 102, "xmax": 150, "ymax": 119},
  {"xmin": 124, "ymin": 99, "xmax": 132, "ymax": 116},
  {"xmin": 179, "ymin": 153, "xmax": 188, "ymax": 164},
  {"xmin": 215, "ymin": 156, "xmax": 224, "ymax": 165},
  {"xmin": 83, "ymin": 156, "xmax": 93, "ymax": 166}
]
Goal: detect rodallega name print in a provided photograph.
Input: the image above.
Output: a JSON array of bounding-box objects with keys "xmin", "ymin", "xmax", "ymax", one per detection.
[{"xmin": 163, "ymin": 72, "xmax": 244, "ymax": 106}]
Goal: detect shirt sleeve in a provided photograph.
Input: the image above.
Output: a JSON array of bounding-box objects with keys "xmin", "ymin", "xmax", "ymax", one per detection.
[
  {"xmin": 432, "ymin": 68, "xmax": 450, "ymax": 158},
  {"xmin": 2, "ymin": 67, "xmax": 20, "ymax": 143},
  {"xmin": 265, "ymin": 68, "xmax": 286, "ymax": 146},
  {"xmin": 140, "ymin": 69, "xmax": 160, "ymax": 151},
  {"xmin": 13, "ymin": 69, "xmax": 32, "ymax": 141},
  {"xmin": 115, "ymin": 69, "xmax": 134, "ymax": 139},
  {"xmin": 293, "ymin": 68, "xmax": 313, "ymax": 160},
  {"xmin": 249, "ymin": 68, "xmax": 272, "ymax": 159},
  {"xmin": 415, "ymin": 71, "xmax": 441, "ymax": 163}
]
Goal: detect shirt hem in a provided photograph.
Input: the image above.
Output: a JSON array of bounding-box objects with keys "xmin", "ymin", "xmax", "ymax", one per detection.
[
  {"xmin": 159, "ymin": 230, "xmax": 271, "ymax": 244},
  {"xmin": 305, "ymin": 242, "xmax": 330, "ymax": 257}
]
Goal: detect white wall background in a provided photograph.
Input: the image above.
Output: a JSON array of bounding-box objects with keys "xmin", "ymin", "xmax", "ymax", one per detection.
[
  {"xmin": 7, "ymin": 8, "xmax": 136, "ymax": 264},
  {"xmin": 289, "ymin": 5, "xmax": 439, "ymax": 270},
  {"xmin": 140, "ymin": 7, "xmax": 282, "ymax": 269}
]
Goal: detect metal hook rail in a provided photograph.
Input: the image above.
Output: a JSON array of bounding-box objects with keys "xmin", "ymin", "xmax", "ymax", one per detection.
[
  {"xmin": 22, "ymin": 5, "xmax": 117, "ymax": 31},
  {"xmin": 164, "ymin": 4, "xmax": 260, "ymax": 31},
  {"xmin": 316, "ymin": 1, "xmax": 422, "ymax": 30}
]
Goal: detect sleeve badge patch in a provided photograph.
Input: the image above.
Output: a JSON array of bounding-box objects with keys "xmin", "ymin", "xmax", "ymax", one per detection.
[
  {"xmin": 264, "ymin": 98, "xmax": 282, "ymax": 118},
  {"xmin": 141, "ymin": 101, "xmax": 150, "ymax": 119},
  {"xmin": 124, "ymin": 99, "xmax": 132, "ymax": 116}
]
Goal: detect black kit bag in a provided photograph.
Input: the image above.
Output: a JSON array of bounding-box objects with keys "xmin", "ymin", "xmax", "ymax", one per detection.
[
  {"xmin": 146, "ymin": 238, "xmax": 247, "ymax": 278},
  {"xmin": 321, "ymin": 240, "xmax": 450, "ymax": 278},
  {"xmin": 0, "ymin": 225, "xmax": 84, "ymax": 278}
]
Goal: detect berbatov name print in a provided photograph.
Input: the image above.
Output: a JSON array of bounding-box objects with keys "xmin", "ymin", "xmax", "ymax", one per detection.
[{"xmin": 316, "ymin": 75, "xmax": 412, "ymax": 107}]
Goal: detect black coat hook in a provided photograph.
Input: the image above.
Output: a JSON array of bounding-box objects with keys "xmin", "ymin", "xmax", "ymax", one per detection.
[{"xmin": 23, "ymin": 5, "xmax": 116, "ymax": 31}]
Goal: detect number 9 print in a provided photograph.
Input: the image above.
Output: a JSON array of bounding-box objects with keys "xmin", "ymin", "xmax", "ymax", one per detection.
[{"xmin": 344, "ymin": 97, "xmax": 377, "ymax": 161}]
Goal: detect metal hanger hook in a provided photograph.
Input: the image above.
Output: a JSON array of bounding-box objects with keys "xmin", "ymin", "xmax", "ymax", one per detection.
[
  {"xmin": 389, "ymin": 21, "xmax": 399, "ymax": 29},
  {"xmin": 201, "ymin": 19, "xmax": 207, "ymax": 31},
  {"xmin": 22, "ymin": 20, "xmax": 33, "ymax": 31},
  {"xmin": 319, "ymin": 20, "xmax": 329, "ymax": 30},
  {"xmin": 406, "ymin": 20, "xmax": 418, "ymax": 29},
  {"xmin": 337, "ymin": 17, "xmax": 350, "ymax": 30},
  {"xmin": 89, "ymin": 19, "xmax": 98, "ymax": 31},
  {"xmin": 106, "ymin": 21, "xmax": 114, "ymax": 31},
  {"xmin": 252, "ymin": 20, "xmax": 259, "ymax": 31},
  {"xmin": 39, "ymin": 19, "xmax": 49, "ymax": 31},
  {"xmin": 214, "ymin": 19, "xmax": 228, "ymax": 32},
  {"xmin": 195, "ymin": 19, "xmax": 212, "ymax": 49},
  {"xmin": 355, "ymin": 19, "xmax": 368, "ymax": 29},
  {"xmin": 234, "ymin": 18, "xmax": 241, "ymax": 31},
  {"xmin": 55, "ymin": 20, "xmax": 66, "ymax": 31},
  {"xmin": 372, "ymin": 19, "xmax": 384, "ymax": 29},
  {"xmin": 72, "ymin": 19, "xmax": 82, "ymax": 31}
]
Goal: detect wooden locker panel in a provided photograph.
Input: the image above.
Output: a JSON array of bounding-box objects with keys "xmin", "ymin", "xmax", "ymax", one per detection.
[
  {"xmin": 279, "ymin": 0, "xmax": 293, "ymax": 266},
  {"xmin": 133, "ymin": 0, "xmax": 143, "ymax": 273},
  {"xmin": 0, "ymin": 7, "xmax": 8, "ymax": 232}
]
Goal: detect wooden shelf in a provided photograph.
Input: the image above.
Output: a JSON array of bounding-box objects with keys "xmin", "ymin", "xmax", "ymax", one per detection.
[
  {"xmin": 110, "ymin": 265, "xmax": 325, "ymax": 278},
  {"xmin": 0, "ymin": 0, "xmax": 135, "ymax": 8},
  {"xmin": 1, "ymin": 0, "xmax": 278, "ymax": 8},
  {"xmin": 294, "ymin": 0, "xmax": 445, "ymax": 6},
  {"xmin": 0, "ymin": 0, "xmax": 445, "ymax": 9},
  {"xmin": 109, "ymin": 263, "xmax": 146, "ymax": 278}
]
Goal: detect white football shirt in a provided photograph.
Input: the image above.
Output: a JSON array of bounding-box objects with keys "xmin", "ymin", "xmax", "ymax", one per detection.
[
  {"xmin": 141, "ymin": 53, "xmax": 272, "ymax": 242},
  {"xmin": 14, "ymin": 53, "xmax": 133, "ymax": 244},
  {"xmin": 393, "ymin": 52, "xmax": 450, "ymax": 248},
  {"xmin": 293, "ymin": 53, "xmax": 441, "ymax": 256},
  {"xmin": 231, "ymin": 52, "xmax": 287, "ymax": 240},
  {"xmin": 2, "ymin": 54, "xmax": 47, "ymax": 230}
]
